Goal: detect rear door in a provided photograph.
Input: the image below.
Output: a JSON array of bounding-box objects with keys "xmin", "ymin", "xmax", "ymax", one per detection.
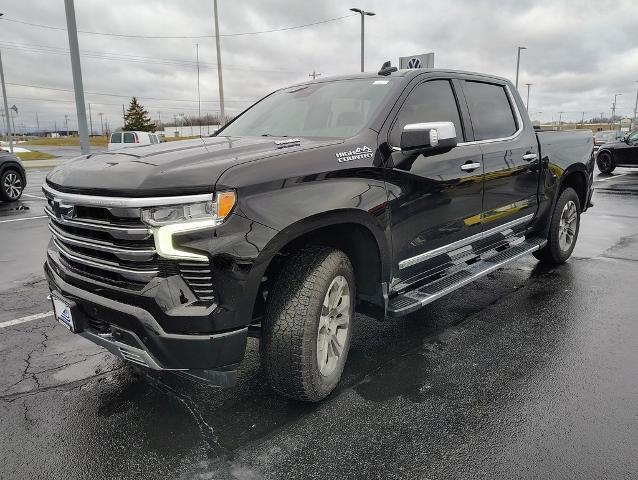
[
  {"xmin": 460, "ymin": 79, "xmax": 539, "ymax": 232},
  {"xmin": 384, "ymin": 77, "xmax": 484, "ymax": 286}
]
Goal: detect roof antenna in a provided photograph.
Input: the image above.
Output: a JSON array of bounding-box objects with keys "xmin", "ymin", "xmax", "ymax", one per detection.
[{"xmin": 378, "ymin": 61, "xmax": 398, "ymax": 76}]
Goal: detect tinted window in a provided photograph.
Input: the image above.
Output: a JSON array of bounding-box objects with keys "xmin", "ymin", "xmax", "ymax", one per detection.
[
  {"xmin": 627, "ymin": 131, "xmax": 638, "ymax": 143},
  {"xmin": 123, "ymin": 132, "xmax": 136, "ymax": 143},
  {"xmin": 110, "ymin": 133, "xmax": 122, "ymax": 143},
  {"xmin": 389, "ymin": 80, "xmax": 463, "ymax": 146},
  {"xmin": 219, "ymin": 79, "xmax": 395, "ymax": 139},
  {"xmin": 463, "ymin": 81, "xmax": 518, "ymax": 140}
]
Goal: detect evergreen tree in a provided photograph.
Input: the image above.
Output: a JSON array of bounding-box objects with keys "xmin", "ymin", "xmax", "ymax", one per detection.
[{"xmin": 123, "ymin": 97, "xmax": 155, "ymax": 131}]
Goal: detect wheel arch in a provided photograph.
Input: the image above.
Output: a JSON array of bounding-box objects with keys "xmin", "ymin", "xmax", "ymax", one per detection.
[
  {"xmin": 558, "ymin": 165, "xmax": 588, "ymax": 210},
  {"xmin": 241, "ymin": 209, "xmax": 391, "ymax": 325}
]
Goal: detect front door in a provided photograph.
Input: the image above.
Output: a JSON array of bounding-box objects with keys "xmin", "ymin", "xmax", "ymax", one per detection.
[
  {"xmin": 616, "ymin": 131, "xmax": 638, "ymax": 165},
  {"xmin": 460, "ymin": 79, "xmax": 539, "ymax": 233},
  {"xmin": 384, "ymin": 78, "xmax": 484, "ymax": 288}
]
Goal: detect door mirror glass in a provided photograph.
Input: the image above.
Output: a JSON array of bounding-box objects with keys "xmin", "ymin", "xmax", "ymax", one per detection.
[{"xmin": 400, "ymin": 121, "xmax": 458, "ymax": 153}]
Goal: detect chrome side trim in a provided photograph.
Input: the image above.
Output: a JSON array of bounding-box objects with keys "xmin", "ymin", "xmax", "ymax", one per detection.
[
  {"xmin": 398, "ymin": 213, "xmax": 534, "ymax": 269},
  {"xmin": 457, "ymin": 84, "xmax": 524, "ymax": 146},
  {"xmin": 43, "ymin": 184, "xmax": 213, "ymax": 208}
]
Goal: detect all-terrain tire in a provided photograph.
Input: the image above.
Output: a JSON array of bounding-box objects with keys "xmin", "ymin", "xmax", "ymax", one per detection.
[
  {"xmin": 260, "ymin": 246, "xmax": 354, "ymax": 402},
  {"xmin": 596, "ymin": 151, "xmax": 616, "ymax": 174},
  {"xmin": 533, "ymin": 187, "xmax": 581, "ymax": 265}
]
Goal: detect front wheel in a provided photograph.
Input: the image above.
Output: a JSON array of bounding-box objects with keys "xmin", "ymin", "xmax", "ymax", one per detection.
[
  {"xmin": 533, "ymin": 187, "xmax": 581, "ymax": 265},
  {"xmin": 596, "ymin": 151, "xmax": 616, "ymax": 174},
  {"xmin": 0, "ymin": 169, "xmax": 24, "ymax": 202},
  {"xmin": 261, "ymin": 246, "xmax": 354, "ymax": 402}
]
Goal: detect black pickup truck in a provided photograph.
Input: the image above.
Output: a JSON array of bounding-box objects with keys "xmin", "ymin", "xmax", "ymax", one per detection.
[{"xmin": 43, "ymin": 67, "xmax": 594, "ymax": 401}]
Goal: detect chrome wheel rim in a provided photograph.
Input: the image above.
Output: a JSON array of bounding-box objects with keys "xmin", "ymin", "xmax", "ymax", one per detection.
[
  {"xmin": 558, "ymin": 200, "xmax": 578, "ymax": 251},
  {"xmin": 3, "ymin": 172, "xmax": 22, "ymax": 199},
  {"xmin": 317, "ymin": 275, "xmax": 350, "ymax": 377},
  {"xmin": 598, "ymin": 154, "xmax": 611, "ymax": 172}
]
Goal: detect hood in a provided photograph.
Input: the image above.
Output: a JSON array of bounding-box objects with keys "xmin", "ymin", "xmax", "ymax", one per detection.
[{"xmin": 46, "ymin": 136, "xmax": 339, "ymax": 197}]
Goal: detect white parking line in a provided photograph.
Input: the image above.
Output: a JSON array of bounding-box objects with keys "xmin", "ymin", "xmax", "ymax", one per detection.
[
  {"xmin": 22, "ymin": 193, "xmax": 47, "ymax": 200},
  {"xmin": 0, "ymin": 215, "xmax": 48, "ymax": 224},
  {"xmin": 594, "ymin": 173, "xmax": 630, "ymax": 182},
  {"xmin": 0, "ymin": 311, "xmax": 53, "ymax": 329}
]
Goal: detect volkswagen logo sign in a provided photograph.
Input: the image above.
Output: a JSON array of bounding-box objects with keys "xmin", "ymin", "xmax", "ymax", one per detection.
[{"xmin": 407, "ymin": 57, "xmax": 422, "ymax": 69}]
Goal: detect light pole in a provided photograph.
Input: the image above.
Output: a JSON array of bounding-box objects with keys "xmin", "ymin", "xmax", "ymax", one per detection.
[
  {"xmin": 213, "ymin": 0, "xmax": 225, "ymax": 123},
  {"xmin": 633, "ymin": 81, "xmax": 638, "ymax": 130},
  {"xmin": 525, "ymin": 83, "xmax": 532, "ymax": 110},
  {"xmin": 612, "ymin": 93, "xmax": 622, "ymax": 130},
  {"xmin": 64, "ymin": 0, "xmax": 90, "ymax": 154},
  {"xmin": 98, "ymin": 112, "xmax": 104, "ymax": 136},
  {"xmin": 558, "ymin": 111, "xmax": 564, "ymax": 130},
  {"xmin": 515, "ymin": 46, "xmax": 527, "ymax": 89},
  {"xmin": 350, "ymin": 8, "xmax": 376, "ymax": 72},
  {"xmin": 0, "ymin": 50, "xmax": 13, "ymax": 152}
]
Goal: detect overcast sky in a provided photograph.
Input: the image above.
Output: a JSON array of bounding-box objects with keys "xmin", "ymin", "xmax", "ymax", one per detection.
[{"xmin": 0, "ymin": 0, "xmax": 637, "ymax": 133}]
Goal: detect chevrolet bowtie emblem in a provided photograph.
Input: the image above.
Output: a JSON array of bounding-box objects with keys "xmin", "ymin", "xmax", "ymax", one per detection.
[{"xmin": 53, "ymin": 200, "xmax": 76, "ymax": 220}]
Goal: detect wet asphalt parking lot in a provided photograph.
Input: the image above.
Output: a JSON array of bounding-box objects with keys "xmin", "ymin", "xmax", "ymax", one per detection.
[{"xmin": 0, "ymin": 165, "xmax": 637, "ymax": 479}]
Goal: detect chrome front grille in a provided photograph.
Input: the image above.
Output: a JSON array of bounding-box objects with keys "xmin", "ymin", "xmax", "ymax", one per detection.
[{"xmin": 44, "ymin": 187, "xmax": 215, "ymax": 301}]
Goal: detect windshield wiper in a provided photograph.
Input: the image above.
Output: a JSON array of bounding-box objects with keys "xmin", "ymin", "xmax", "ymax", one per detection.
[{"xmin": 260, "ymin": 133, "xmax": 287, "ymax": 137}]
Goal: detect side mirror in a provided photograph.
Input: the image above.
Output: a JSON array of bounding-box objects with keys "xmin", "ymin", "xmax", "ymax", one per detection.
[{"xmin": 400, "ymin": 121, "xmax": 458, "ymax": 153}]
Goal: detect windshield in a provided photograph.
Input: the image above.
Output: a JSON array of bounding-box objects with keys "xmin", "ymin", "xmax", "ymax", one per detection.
[{"xmin": 217, "ymin": 79, "xmax": 395, "ymax": 139}]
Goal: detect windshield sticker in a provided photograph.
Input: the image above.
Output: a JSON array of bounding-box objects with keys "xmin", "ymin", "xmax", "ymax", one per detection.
[
  {"xmin": 335, "ymin": 146, "xmax": 373, "ymax": 163},
  {"xmin": 373, "ymin": 80, "xmax": 389, "ymax": 85}
]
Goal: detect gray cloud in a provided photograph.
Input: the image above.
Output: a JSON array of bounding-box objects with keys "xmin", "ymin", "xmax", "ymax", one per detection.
[{"xmin": 0, "ymin": 0, "xmax": 636, "ymax": 132}]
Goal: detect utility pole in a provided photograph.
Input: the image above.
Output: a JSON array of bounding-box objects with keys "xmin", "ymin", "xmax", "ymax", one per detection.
[
  {"xmin": 600, "ymin": 112, "xmax": 604, "ymax": 124},
  {"xmin": 309, "ymin": 70, "xmax": 322, "ymax": 80},
  {"xmin": 612, "ymin": 93, "xmax": 622, "ymax": 131},
  {"xmin": 36, "ymin": 112, "xmax": 40, "ymax": 136},
  {"xmin": 213, "ymin": 0, "xmax": 225, "ymax": 123},
  {"xmin": 350, "ymin": 8, "xmax": 376, "ymax": 72},
  {"xmin": 525, "ymin": 83, "xmax": 532, "ymax": 110},
  {"xmin": 64, "ymin": 0, "xmax": 90, "ymax": 154},
  {"xmin": 64, "ymin": 114, "xmax": 69, "ymax": 136},
  {"xmin": 633, "ymin": 81, "xmax": 638, "ymax": 130},
  {"xmin": 157, "ymin": 111, "xmax": 161, "ymax": 130},
  {"xmin": 98, "ymin": 112, "xmax": 104, "ymax": 135},
  {"xmin": 122, "ymin": 104, "xmax": 126, "ymax": 129},
  {"xmin": 196, "ymin": 43, "xmax": 201, "ymax": 137},
  {"xmin": 0, "ymin": 47, "xmax": 13, "ymax": 152},
  {"xmin": 581, "ymin": 111, "xmax": 585, "ymax": 127},
  {"xmin": 558, "ymin": 111, "xmax": 564, "ymax": 130},
  {"xmin": 88, "ymin": 103, "xmax": 93, "ymax": 136},
  {"xmin": 515, "ymin": 46, "xmax": 527, "ymax": 89}
]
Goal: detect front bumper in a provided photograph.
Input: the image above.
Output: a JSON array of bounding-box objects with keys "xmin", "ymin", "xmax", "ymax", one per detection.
[{"xmin": 45, "ymin": 261, "xmax": 248, "ymax": 381}]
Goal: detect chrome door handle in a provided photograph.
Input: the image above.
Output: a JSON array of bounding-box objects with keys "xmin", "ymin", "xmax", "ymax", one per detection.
[
  {"xmin": 460, "ymin": 162, "xmax": 481, "ymax": 171},
  {"xmin": 522, "ymin": 153, "xmax": 538, "ymax": 162}
]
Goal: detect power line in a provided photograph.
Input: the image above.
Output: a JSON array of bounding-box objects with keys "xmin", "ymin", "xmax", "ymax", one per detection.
[
  {"xmin": 0, "ymin": 14, "xmax": 356, "ymax": 39},
  {"xmin": 5, "ymin": 82, "xmax": 256, "ymax": 104},
  {"xmin": 0, "ymin": 40, "xmax": 304, "ymax": 73}
]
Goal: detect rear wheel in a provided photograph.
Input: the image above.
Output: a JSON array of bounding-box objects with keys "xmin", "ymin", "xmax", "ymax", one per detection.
[
  {"xmin": 261, "ymin": 246, "xmax": 354, "ymax": 402},
  {"xmin": 533, "ymin": 187, "xmax": 581, "ymax": 265},
  {"xmin": 0, "ymin": 169, "xmax": 24, "ymax": 202},
  {"xmin": 596, "ymin": 151, "xmax": 615, "ymax": 174}
]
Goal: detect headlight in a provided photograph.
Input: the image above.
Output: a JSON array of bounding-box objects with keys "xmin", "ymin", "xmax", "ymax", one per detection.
[{"xmin": 141, "ymin": 191, "xmax": 236, "ymax": 261}]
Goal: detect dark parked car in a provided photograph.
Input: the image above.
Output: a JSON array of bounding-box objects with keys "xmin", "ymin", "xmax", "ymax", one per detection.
[
  {"xmin": 593, "ymin": 130, "xmax": 623, "ymax": 152},
  {"xmin": 0, "ymin": 150, "xmax": 26, "ymax": 202},
  {"xmin": 596, "ymin": 130, "xmax": 638, "ymax": 173},
  {"xmin": 43, "ymin": 67, "xmax": 594, "ymax": 401}
]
